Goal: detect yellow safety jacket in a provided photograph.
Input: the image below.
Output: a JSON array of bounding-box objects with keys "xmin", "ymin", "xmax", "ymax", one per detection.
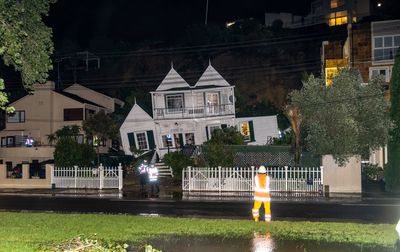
[{"xmin": 254, "ymin": 174, "xmax": 271, "ymax": 202}]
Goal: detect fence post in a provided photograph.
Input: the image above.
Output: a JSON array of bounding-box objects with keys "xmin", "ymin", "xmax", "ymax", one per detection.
[
  {"xmin": 285, "ymin": 166, "xmax": 288, "ymax": 191},
  {"xmin": 218, "ymin": 166, "xmax": 222, "ymax": 193},
  {"xmin": 99, "ymin": 163, "xmax": 104, "ymax": 190},
  {"xmin": 50, "ymin": 165, "xmax": 55, "ymax": 189},
  {"xmin": 251, "ymin": 166, "xmax": 254, "ymax": 191},
  {"xmin": 188, "ymin": 166, "xmax": 191, "ymax": 192},
  {"xmin": 320, "ymin": 165, "xmax": 324, "ymax": 185},
  {"xmin": 118, "ymin": 163, "xmax": 123, "ymax": 191},
  {"xmin": 182, "ymin": 167, "xmax": 185, "ymax": 192},
  {"xmin": 74, "ymin": 165, "xmax": 78, "ymax": 189}
]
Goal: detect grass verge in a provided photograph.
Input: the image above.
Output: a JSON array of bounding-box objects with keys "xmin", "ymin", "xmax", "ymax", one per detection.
[{"xmin": 0, "ymin": 212, "xmax": 397, "ymax": 251}]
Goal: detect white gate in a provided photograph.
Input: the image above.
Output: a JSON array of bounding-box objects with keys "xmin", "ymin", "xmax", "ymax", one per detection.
[
  {"xmin": 182, "ymin": 166, "xmax": 323, "ymax": 193},
  {"xmin": 51, "ymin": 163, "xmax": 123, "ymax": 190}
]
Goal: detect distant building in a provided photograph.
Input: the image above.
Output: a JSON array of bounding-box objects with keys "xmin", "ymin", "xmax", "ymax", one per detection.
[
  {"xmin": 266, "ymin": 0, "xmax": 373, "ymax": 28},
  {"xmin": 321, "ymin": 19, "xmax": 400, "ymax": 167},
  {"xmin": 0, "ymin": 82, "xmax": 123, "ymax": 168}
]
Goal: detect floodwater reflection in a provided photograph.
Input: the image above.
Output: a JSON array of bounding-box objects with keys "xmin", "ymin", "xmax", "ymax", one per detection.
[
  {"xmin": 145, "ymin": 234, "xmax": 393, "ymax": 252},
  {"xmin": 252, "ymin": 233, "xmax": 274, "ymax": 252}
]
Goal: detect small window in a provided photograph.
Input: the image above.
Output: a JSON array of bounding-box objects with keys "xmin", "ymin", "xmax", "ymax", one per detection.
[
  {"xmin": 1, "ymin": 137, "xmax": 6, "ymax": 147},
  {"xmin": 240, "ymin": 121, "xmax": 251, "ymax": 142},
  {"xmin": 185, "ymin": 133, "xmax": 195, "ymax": 145},
  {"xmin": 7, "ymin": 110, "xmax": 25, "ymax": 123},
  {"xmin": 165, "ymin": 94, "xmax": 184, "ymax": 113},
  {"xmin": 135, "ymin": 132, "xmax": 148, "ymax": 150},
  {"xmin": 370, "ymin": 67, "xmax": 390, "ymax": 82},
  {"xmin": 64, "ymin": 108, "xmax": 83, "ymax": 121},
  {"xmin": 162, "ymin": 134, "xmax": 173, "ymax": 148}
]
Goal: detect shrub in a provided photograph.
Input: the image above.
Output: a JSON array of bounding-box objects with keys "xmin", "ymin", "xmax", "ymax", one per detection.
[
  {"xmin": 364, "ymin": 164, "xmax": 384, "ymax": 181},
  {"xmin": 54, "ymin": 137, "xmax": 96, "ymax": 167},
  {"xmin": 163, "ymin": 151, "xmax": 193, "ymax": 179}
]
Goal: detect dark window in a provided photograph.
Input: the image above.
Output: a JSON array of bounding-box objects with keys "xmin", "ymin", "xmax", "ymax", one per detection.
[
  {"xmin": 7, "ymin": 110, "xmax": 25, "ymax": 123},
  {"xmin": 64, "ymin": 108, "xmax": 83, "ymax": 121},
  {"xmin": 6, "ymin": 136, "xmax": 15, "ymax": 147}
]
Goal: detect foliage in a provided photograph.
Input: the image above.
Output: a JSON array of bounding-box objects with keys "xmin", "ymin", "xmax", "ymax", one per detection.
[
  {"xmin": 163, "ymin": 151, "xmax": 193, "ymax": 179},
  {"xmin": 55, "ymin": 125, "xmax": 81, "ymax": 139},
  {"xmin": 39, "ymin": 235, "xmax": 128, "ymax": 252},
  {"xmin": 272, "ymin": 130, "xmax": 293, "ymax": 145},
  {"xmin": 386, "ymin": 50, "xmax": 400, "ymax": 192},
  {"xmin": 364, "ymin": 164, "xmax": 384, "ymax": 181},
  {"xmin": 0, "ymin": 0, "xmax": 54, "ymax": 111},
  {"xmin": 83, "ymin": 110, "xmax": 119, "ymax": 164},
  {"xmin": 202, "ymin": 127, "xmax": 244, "ymax": 167},
  {"xmin": 0, "ymin": 212, "xmax": 397, "ymax": 251},
  {"xmin": 54, "ymin": 137, "xmax": 95, "ymax": 167},
  {"xmin": 289, "ymin": 69, "xmax": 392, "ymax": 165}
]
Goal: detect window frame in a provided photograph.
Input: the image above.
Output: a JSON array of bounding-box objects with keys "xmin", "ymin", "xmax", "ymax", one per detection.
[
  {"xmin": 165, "ymin": 93, "xmax": 184, "ymax": 114},
  {"xmin": 135, "ymin": 131, "xmax": 149, "ymax": 151},
  {"xmin": 369, "ymin": 66, "xmax": 391, "ymax": 82},
  {"xmin": 372, "ymin": 34, "xmax": 400, "ymax": 64},
  {"xmin": 7, "ymin": 110, "xmax": 25, "ymax": 123},
  {"xmin": 239, "ymin": 121, "xmax": 251, "ymax": 142}
]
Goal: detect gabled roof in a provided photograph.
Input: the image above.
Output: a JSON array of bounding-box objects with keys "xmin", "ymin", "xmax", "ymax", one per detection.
[
  {"xmin": 195, "ymin": 63, "xmax": 231, "ymax": 88},
  {"xmin": 156, "ymin": 65, "xmax": 191, "ymax": 91},
  {"xmin": 55, "ymin": 90, "xmax": 104, "ymax": 108},
  {"xmin": 122, "ymin": 103, "xmax": 153, "ymax": 125}
]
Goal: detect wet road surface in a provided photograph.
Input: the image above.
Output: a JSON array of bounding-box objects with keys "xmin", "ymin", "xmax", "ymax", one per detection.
[{"xmin": 0, "ymin": 194, "xmax": 398, "ymax": 223}]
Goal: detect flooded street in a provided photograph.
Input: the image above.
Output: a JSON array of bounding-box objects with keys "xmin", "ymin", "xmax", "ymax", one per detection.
[{"xmin": 144, "ymin": 235, "xmax": 393, "ymax": 252}]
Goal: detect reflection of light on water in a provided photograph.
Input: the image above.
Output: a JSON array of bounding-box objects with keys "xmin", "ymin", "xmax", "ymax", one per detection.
[{"xmin": 252, "ymin": 232, "xmax": 275, "ymax": 252}]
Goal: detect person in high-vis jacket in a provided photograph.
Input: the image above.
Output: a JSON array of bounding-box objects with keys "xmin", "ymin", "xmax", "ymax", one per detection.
[
  {"xmin": 252, "ymin": 165, "xmax": 271, "ymax": 222},
  {"xmin": 148, "ymin": 165, "xmax": 160, "ymax": 197},
  {"xmin": 138, "ymin": 160, "xmax": 149, "ymax": 194}
]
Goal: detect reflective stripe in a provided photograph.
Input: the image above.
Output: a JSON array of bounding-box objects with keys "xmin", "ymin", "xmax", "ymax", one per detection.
[
  {"xmin": 254, "ymin": 196, "xmax": 271, "ymax": 202},
  {"xmin": 254, "ymin": 188, "xmax": 270, "ymax": 193}
]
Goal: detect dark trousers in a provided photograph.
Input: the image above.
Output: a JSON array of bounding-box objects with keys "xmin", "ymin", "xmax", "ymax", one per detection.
[
  {"xmin": 150, "ymin": 181, "xmax": 159, "ymax": 195},
  {"xmin": 139, "ymin": 174, "xmax": 147, "ymax": 193}
]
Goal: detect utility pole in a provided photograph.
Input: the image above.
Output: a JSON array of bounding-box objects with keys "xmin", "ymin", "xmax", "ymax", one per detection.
[{"xmin": 205, "ymin": 0, "xmax": 209, "ymax": 25}]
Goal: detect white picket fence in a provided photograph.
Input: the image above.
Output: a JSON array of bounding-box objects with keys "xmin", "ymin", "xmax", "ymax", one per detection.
[
  {"xmin": 51, "ymin": 163, "xmax": 123, "ymax": 190},
  {"xmin": 182, "ymin": 166, "xmax": 323, "ymax": 193}
]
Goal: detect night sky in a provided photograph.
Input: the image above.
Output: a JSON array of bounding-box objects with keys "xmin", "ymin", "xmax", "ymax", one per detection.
[{"xmin": 47, "ymin": 0, "xmax": 313, "ymax": 52}]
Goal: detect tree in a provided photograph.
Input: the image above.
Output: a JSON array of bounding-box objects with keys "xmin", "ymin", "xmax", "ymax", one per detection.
[
  {"xmin": 0, "ymin": 0, "xmax": 54, "ymax": 111},
  {"xmin": 54, "ymin": 137, "xmax": 95, "ymax": 167},
  {"xmin": 82, "ymin": 111, "xmax": 119, "ymax": 165},
  {"xmin": 288, "ymin": 69, "xmax": 391, "ymax": 165},
  {"xmin": 385, "ymin": 51, "xmax": 400, "ymax": 192},
  {"xmin": 203, "ymin": 127, "xmax": 244, "ymax": 167}
]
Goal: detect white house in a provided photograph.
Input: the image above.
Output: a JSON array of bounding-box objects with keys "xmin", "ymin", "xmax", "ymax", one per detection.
[{"xmin": 120, "ymin": 63, "xmax": 279, "ymax": 158}]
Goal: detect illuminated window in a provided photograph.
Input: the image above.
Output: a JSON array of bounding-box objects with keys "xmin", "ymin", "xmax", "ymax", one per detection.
[
  {"xmin": 330, "ymin": 0, "xmax": 345, "ymax": 8},
  {"xmin": 325, "ymin": 67, "xmax": 339, "ymax": 86},
  {"xmin": 240, "ymin": 121, "xmax": 251, "ymax": 142},
  {"xmin": 328, "ymin": 11, "xmax": 348, "ymax": 26},
  {"xmin": 373, "ymin": 35, "xmax": 400, "ymax": 62}
]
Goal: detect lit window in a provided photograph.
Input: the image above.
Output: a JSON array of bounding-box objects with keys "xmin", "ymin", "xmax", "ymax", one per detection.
[
  {"xmin": 373, "ymin": 35, "xmax": 400, "ymax": 62},
  {"xmin": 325, "ymin": 67, "xmax": 339, "ymax": 86},
  {"xmin": 240, "ymin": 121, "xmax": 251, "ymax": 142},
  {"xmin": 330, "ymin": 0, "xmax": 345, "ymax": 8},
  {"xmin": 165, "ymin": 94, "xmax": 184, "ymax": 113},
  {"xmin": 7, "ymin": 110, "xmax": 25, "ymax": 123},
  {"xmin": 135, "ymin": 132, "xmax": 148, "ymax": 150},
  {"xmin": 328, "ymin": 11, "xmax": 348, "ymax": 26},
  {"xmin": 162, "ymin": 134, "xmax": 173, "ymax": 148}
]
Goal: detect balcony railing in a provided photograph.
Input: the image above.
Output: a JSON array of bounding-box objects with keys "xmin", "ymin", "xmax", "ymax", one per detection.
[{"xmin": 154, "ymin": 104, "xmax": 235, "ymax": 120}]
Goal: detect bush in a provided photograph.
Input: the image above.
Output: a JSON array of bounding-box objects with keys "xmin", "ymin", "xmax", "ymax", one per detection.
[
  {"xmin": 163, "ymin": 151, "xmax": 193, "ymax": 179},
  {"xmin": 202, "ymin": 144, "xmax": 235, "ymax": 167},
  {"xmin": 54, "ymin": 137, "xmax": 96, "ymax": 167},
  {"xmin": 364, "ymin": 164, "xmax": 384, "ymax": 181}
]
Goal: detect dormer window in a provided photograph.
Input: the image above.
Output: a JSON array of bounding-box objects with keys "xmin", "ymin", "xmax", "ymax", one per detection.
[{"xmin": 166, "ymin": 94, "xmax": 184, "ymax": 113}]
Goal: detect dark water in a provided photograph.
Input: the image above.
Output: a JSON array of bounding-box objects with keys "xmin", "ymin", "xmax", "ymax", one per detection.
[{"xmin": 138, "ymin": 235, "xmax": 396, "ymax": 252}]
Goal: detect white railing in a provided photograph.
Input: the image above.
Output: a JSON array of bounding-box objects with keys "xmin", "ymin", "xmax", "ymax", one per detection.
[
  {"xmin": 51, "ymin": 163, "xmax": 123, "ymax": 190},
  {"xmin": 182, "ymin": 166, "xmax": 323, "ymax": 193}
]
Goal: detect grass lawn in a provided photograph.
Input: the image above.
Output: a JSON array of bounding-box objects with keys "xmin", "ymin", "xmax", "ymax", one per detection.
[{"xmin": 0, "ymin": 211, "xmax": 397, "ymax": 251}]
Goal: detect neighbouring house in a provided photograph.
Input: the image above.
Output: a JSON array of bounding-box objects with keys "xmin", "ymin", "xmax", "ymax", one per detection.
[
  {"xmin": 0, "ymin": 81, "xmax": 124, "ymax": 178},
  {"xmin": 321, "ymin": 19, "xmax": 400, "ymax": 167},
  {"xmin": 120, "ymin": 63, "xmax": 279, "ymax": 158}
]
